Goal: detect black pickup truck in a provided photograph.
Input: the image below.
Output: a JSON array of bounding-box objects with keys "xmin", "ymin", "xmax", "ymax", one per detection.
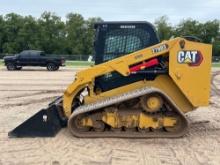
[{"xmin": 3, "ymin": 50, "xmax": 65, "ymax": 71}]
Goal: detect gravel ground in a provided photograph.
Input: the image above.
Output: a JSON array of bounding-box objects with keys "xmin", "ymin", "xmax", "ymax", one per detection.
[{"xmin": 0, "ymin": 66, "xmax": 220, "ymax": 165}]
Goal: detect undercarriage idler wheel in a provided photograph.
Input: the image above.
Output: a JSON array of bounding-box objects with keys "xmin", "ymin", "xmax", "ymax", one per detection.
[
  {"xmin": 73, "ymin": 115, "xmax": 90, "ymax": 132},
  {"xmin": 140, "ymin": 94, "xmax": 163, "ymax": 113},
  {"xmin": 94, "ymin": 121, "xmax": 105, "ymax": 132}
]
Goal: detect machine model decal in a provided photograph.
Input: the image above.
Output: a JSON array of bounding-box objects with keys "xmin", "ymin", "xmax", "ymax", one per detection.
[
  {"xmin": 152, "ymin": 44, "xmax": 168, "ymax": 54},
  {"xmin": 177, "ymin": 50, "xmax": 203, "ymax": 66}
]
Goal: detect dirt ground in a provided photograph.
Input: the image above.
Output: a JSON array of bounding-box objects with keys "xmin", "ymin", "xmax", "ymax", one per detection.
[{"xmin": 0, "ymin": 66, "xmax": 220, "ymax": 165}]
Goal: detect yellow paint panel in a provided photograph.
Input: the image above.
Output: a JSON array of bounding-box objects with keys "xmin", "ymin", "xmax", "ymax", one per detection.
[{"xmin": 169, "ymin": 40, "xmax": 212, "ymax": 106}]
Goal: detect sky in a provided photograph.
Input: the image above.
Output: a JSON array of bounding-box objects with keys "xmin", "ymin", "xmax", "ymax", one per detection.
[{"xmin": 0, "ymin": 0, "xmax": 220, "ymax": 24}]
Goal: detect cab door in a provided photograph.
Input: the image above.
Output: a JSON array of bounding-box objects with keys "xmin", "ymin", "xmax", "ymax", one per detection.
[
  {"xmin": 29, "ymin": 54, "xmax": 40, "ymax": 66},
  {"xmin": 18, "ymin": 52, "xmax": 30, "ymax": 66}
]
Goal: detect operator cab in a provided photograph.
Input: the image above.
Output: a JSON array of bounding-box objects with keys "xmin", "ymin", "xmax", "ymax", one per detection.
[{"xmin": 94, "ymin": 21, "xmax": 160, "ymax": 92}]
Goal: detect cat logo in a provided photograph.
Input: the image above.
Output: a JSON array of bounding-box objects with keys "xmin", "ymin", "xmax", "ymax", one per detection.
[{"xmin": 177, "ymin": 50, "xmax": 203, "ymax": 66}]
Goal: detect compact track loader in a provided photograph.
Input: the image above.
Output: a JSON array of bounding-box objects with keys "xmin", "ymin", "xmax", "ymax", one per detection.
[{"xmin": 9, "ymin": 21, "xmax": 212, "ymax": 138}]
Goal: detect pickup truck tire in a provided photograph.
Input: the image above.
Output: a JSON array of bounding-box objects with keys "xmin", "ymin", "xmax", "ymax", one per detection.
[
  {"xmin": 6, "ymin": 63, "xmax": 16, "ymax": 71},
  {"xmin": 47, "ymin": 63, "xmax": 57, "ymax": 71}
]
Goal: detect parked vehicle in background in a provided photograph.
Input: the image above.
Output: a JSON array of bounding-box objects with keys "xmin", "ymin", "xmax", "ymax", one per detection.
[
  {"xmin": 3, "ymin": 50, "xmax": 65, "ymax": 71},
  {"xmin": 212, "ymin": 56, "xmax": 220, "ymax": 63}
]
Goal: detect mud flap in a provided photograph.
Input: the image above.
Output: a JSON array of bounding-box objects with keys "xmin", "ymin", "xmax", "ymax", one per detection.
[{"xmin": 8, "ymin": 104, "xmax": 67, "ymax": 138}]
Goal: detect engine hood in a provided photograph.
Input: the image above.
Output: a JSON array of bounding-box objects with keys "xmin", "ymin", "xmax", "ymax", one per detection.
[{"xmin": 3, "ymin": 55, "xmax": 16, "ymax": 60}]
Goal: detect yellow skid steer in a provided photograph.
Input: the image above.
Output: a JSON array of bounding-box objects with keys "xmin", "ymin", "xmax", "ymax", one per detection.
[{"xmin": 9, "ymin": 21, "xmax": 212, "ymax": 138}]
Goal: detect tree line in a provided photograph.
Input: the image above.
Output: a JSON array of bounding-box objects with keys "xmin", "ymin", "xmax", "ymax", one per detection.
[
  {"xmin": 155, "ymin": 16, "xmax": 220, "ymax": 57},
  {"xmin": 0, "ymin": 13, "xmax": 219, "ymax": 57},
  {"xmin": 0, "ymin": 12, "xmax": 102, "ymax": 56}
]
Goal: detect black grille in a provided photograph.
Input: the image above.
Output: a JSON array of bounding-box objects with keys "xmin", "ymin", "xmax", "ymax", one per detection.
[{"xmin": 103, "ymin": 28, "xmax": 150, "ymax": 62}]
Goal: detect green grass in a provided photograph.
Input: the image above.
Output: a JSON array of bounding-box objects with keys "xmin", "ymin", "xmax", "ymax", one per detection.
[
  {"xmin": 0, "ymin": 59, "xmax": 3, "ymax": 66},
  {"xmin": 65, "ymin": 60, "xmax": 94, "ymax": 67},
  {"xmin": 212, "ymin": 63, "xmax": 220, "ymax": 67}
]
